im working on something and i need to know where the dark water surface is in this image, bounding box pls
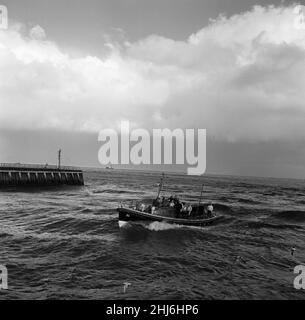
[1,170,305,299]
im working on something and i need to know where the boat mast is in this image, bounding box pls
[198,184,204,206]
[58,149,62,169]
[156,173,165,199]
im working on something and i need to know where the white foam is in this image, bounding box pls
[118,220,130,228]
[145,221,212,231]
[145,221,183,231]
[118,220,210,231]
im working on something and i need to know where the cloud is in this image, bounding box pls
[1,5,305,142]
[29,25,47,41]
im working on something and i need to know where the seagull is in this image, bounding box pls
[291,247,297,256]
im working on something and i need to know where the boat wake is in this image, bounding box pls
[118,220,130,228]
[145,221,184,231]
[118,219,212,232]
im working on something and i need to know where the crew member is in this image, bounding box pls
[207,203,214,217]
[187,204,193,217]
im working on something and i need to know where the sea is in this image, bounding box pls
[0,169,305,300]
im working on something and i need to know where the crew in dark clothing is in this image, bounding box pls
[152,197,161,208]
[175,201,182,217]
[161,196,166,207]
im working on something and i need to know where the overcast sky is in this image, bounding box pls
[1,0,305,178]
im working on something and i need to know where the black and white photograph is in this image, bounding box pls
[1,0,305,305]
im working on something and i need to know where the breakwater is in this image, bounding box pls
[0,163,84,187]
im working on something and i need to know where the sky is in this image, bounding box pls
[1,0,305,178]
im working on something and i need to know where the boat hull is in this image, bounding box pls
[118,207,223,227]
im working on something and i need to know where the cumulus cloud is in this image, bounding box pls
[1,5,305,142]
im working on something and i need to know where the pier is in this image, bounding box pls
[0,151,84,187]
[0,163,84,187]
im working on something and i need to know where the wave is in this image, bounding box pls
[94,189,143,195]
[213,203,233,213]
[145,221,185,231]
[118,220,185,231]
[79,208,117,215]
[242,220,303,230]
[237,198,262,205]
[271,210,305,222]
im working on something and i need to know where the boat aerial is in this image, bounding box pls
[117,174,223,227]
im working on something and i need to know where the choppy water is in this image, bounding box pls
[0,170,305,300]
